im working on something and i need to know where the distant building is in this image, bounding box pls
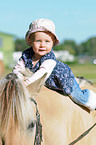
[12,51,22,65]
[0,32,15,66]
[54,50,75,62]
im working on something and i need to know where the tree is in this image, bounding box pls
[78,37,96,56]
[15,39,28,51]
[53,40,77,55]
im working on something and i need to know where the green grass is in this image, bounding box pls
[69,64,96,85]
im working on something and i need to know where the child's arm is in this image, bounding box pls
[13,59,56,86]
[25,59,56,85]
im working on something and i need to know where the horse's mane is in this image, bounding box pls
[0,73,36,136]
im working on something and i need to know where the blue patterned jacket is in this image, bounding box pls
[20,47,74,95]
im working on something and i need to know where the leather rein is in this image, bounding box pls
[69,123,96,145]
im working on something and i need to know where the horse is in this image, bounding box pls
[26,74,96,145]
[1,70,96,145]
[0,73,42,145]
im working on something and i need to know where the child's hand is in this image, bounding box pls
[23,79,30,87]
[14,60,26,74]
[13,59,33,79]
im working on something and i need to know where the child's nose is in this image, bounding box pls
[40,41,45,47]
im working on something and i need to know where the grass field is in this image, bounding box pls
[69,63,96,85]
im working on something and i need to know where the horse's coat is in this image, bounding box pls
[0,71,96,145]
[27,76,96,145]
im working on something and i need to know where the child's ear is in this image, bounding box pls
[29,33,34,45]
[53,36,56,46]
[53,39,56,46]
[28,38,32,45]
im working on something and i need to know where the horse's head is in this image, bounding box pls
[0,73,42,145]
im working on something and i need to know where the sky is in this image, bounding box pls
[0,0,96,44]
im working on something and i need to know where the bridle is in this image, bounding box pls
[69,123,96,145]
[30,98,43,145]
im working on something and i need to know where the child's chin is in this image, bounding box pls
[39,51,47,56]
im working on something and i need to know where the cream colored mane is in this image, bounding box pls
[0,73,36,137]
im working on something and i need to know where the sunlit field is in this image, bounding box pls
[69,64,96,85]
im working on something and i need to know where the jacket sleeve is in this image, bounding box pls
[25,59,56,85]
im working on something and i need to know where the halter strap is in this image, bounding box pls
[30,98,42,145]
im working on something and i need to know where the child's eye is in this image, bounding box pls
[46,40,49,42]
[36,40,40,42]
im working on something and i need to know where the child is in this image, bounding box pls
[13,18,96,111]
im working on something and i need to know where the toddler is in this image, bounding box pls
[13,18,96,111]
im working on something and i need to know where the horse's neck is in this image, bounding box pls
[34,86,96,145]
[35,87,78,120]
[35,86,96,122]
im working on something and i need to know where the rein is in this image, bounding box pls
[30,98,42,145]
[69,123,96,145]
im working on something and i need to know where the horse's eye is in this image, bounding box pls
[28,121,35,129]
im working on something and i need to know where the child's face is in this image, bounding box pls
[29,31,55,59]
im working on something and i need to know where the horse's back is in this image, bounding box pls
[35,86,96,145]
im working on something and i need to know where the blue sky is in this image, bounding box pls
[1,0,96,44]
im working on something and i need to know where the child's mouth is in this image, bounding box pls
[39,48,46,51]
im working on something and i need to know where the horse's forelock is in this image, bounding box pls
[0,74,18,133]
[0,73,36,136]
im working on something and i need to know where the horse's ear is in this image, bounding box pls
[26,73,47,96]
